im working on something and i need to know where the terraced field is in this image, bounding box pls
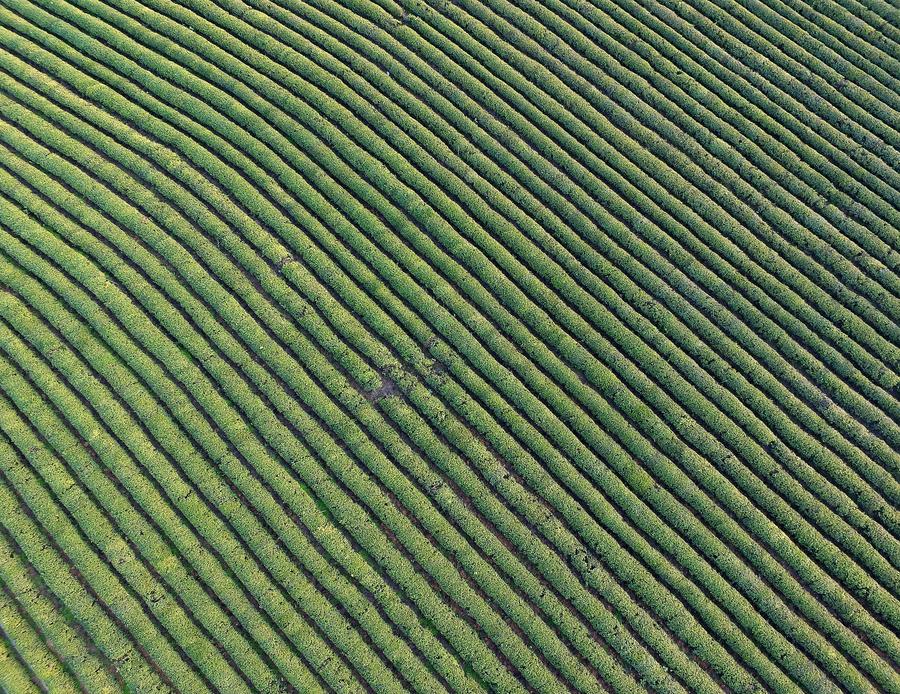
[0,0,897,690]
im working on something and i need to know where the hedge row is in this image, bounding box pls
[0,10,676,692]
[0,522,119,691]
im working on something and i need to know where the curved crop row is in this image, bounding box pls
[0,0,895,690]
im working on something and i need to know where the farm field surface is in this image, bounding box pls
[0,0,897,689]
